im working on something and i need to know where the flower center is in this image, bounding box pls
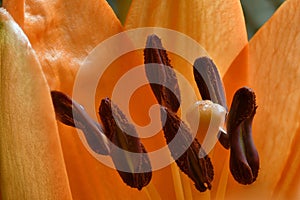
[50,33,259,193]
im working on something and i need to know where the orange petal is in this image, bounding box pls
[223,44,249,103]
[125,0,248,76]
[226,0,300,199]
[273,126,300,199]
[21,0,122,93]
[13,0,153,199]
[2,0,24,27]
[0,8,72,199]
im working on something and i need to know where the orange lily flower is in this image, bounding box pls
[1,0,299,199]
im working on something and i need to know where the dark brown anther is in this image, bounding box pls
[99,98,152,190]
[161,107,214,192]
[144,34,181,113]
[193,57,227,109]
[51,91,109,155]
[227,87,259,184]
[193,57,229,149]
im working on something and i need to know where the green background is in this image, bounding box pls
[107,0,285,39]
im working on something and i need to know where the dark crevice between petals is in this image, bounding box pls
[99,98,152,190]
[227,87,259,184]
[193,57,229,149]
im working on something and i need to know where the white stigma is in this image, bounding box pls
[185,100,227,157]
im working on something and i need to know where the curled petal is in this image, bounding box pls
[0,9,72,199]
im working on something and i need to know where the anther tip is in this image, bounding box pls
[146,34,163,49]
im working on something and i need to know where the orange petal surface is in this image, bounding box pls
[125,0,248,76]
[3,0,155,199]
[0,8,72,199]
[226,0,300,199]
[4,0,123,93]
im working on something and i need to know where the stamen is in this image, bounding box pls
[193,57,229,149]
[144,34,215,192]
[219,127,227,134]
[99,98,152,190]
[144,34,181,113]
[161,107,214,192]
[51,91,152,190]
[193,57,227,109]
[51,30,261,192]
[51,91,109,155]
[227,87,259,184]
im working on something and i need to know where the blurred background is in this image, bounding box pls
[106,0,285,39]
[0,0,285,39]
[240,0,285,39]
